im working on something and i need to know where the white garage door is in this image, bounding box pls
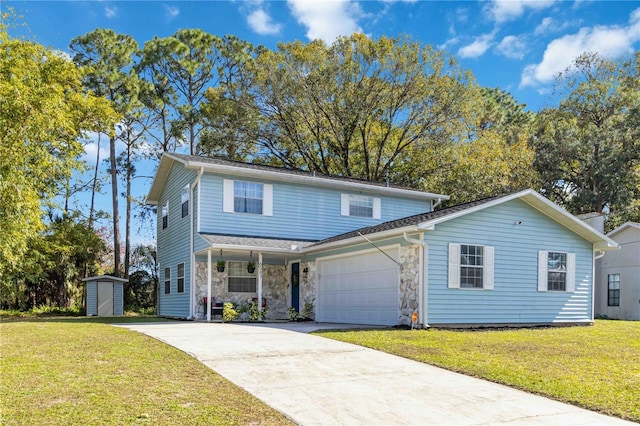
[317,248,399,325]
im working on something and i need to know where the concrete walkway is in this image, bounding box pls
[118,322,633,425]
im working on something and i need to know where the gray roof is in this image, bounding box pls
[311,195,506,247]
[169,153,438,194]
[198,233,316,252]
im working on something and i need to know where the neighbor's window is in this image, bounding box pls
[234,181,263,214]
[177,263,185,293]
[547,252,567,291]
[228,261,256,293]
[161,201,169,229]
[164,267,171,294]
[460,244,484,288]
[181,185,189,218]
[608,274,620,306]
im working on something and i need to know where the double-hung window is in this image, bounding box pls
[177,263,185,293]
[164,267,171,294]
[538,251,575,292]
[340,194,381,219]
[228,261,256,293]
[223,179,273,216]
[448,243,494,290]
[181,185,189,218]
[608,274,620,306]
[161,201,169,229]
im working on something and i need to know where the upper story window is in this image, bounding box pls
[181,185,189,218]
[161,201,169,229]
[538,251,575,292]
[223,179,273,216]
[341,194,381,219]
[608,274,620,306]
[448,243,494,290]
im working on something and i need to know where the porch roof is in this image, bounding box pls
[197,233,316,254]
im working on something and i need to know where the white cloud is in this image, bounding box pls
[521,7,640,87]
[485,0,556,24]
[247,8,282,35]
[534,16,580,36]
[457,33,495,59]
[164,5,180,20]
[534,17,554,35]
[438,36,460,52]
[104,6,117,19]
[495,35,527,59]
[287,0,363,43]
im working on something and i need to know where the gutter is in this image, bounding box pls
[403,232,429,328]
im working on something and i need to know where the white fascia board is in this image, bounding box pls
[302,225,421,254]
[147,153,185,205]
[182,159,448,202]
[207,242,301,254]
[607,222,640,238]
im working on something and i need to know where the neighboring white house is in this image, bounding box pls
[595,222,640,320]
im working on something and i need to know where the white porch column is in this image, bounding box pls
[207,249,212,322]
[257,252,263,312]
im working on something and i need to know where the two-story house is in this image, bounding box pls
[147,153,618,327]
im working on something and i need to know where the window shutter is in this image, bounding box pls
[566,253,576,292]
[223,179,234,213]
[448,243,460,289]
[340,194,349,216]
[538,251,548,291]
[484,246,494,290]
[263,184,273,216]
[373,197,381,219]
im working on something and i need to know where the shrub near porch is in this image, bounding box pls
[317,320,640,422]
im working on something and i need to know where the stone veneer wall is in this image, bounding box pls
[398,244,420,326]
[194,262,289,320]
[299,261,316,320]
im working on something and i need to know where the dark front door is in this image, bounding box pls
[291,262,300,312]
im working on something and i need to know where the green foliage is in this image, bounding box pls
[0,21,115,274]
[287,307,299,321]
[532,52,640,228]
[222,302,238,322]
[288,302,314,322]
[124,244,158,312]
[247,301,268,322]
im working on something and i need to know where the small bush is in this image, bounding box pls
[222,302,238,322]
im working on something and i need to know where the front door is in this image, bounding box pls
[291,262,300,312]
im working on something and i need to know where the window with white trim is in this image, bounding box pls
[538,251,575,292]
[227,261,256,293]
[164,267,171,294]
[608,274,620,306]
[177,263,185,293]
[340,194,381,219]
[181,185,189,218]
[223,179,273,216]
[448,243,494,290]
[161,201,169,229]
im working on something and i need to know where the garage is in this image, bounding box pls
[317,248,399,325]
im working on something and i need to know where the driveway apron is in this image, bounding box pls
[119,322,633,426]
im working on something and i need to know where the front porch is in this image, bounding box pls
[193,234,316,321]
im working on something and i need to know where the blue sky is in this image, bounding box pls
[5,0,640,245]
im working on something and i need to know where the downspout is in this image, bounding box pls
[592,249,606,321]
[189,167,204,319]
[403,232,428,328]
[431,198,443,210]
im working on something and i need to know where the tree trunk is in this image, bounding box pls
[110,134,121,277]
[89,133,101,230]
[124,132,132,278]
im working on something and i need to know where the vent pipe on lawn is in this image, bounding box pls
[403,232,428,329]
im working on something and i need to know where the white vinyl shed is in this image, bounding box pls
[83,275,127,316]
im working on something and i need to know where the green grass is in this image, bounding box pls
[316,320,640,422]
[0,317,292,426]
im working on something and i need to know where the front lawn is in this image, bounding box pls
[0,317,291,425]
[316,320,640,422]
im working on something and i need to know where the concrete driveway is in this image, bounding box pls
[119,321,633,425]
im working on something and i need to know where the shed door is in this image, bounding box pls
[97,281,114,316]
[317,248,399,325]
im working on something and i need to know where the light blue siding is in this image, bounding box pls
[114,282,124,316]
[157,163,197,318]
[425,199,594,325]
[198,174,432,241]
[86,281,97,316]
